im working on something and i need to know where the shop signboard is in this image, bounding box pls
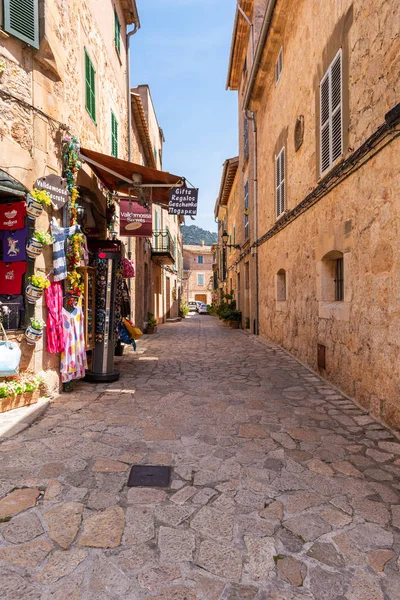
[168,187,198,216]
[34,174,69,210]
[119,200,152,237]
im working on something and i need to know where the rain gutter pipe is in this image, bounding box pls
[126,6,140,259]
[246,109,259,336]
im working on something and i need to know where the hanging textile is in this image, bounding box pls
[50,218,81,282]
[45,282,65,354]
[60,303,87,383]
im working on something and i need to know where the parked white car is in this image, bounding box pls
[198,303,209,314]
[187,301,197,312]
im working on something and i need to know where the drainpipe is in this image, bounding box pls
[126,15,140,260]
[246,110,259,335]
[237,3,258,334]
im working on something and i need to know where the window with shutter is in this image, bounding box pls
[244,181,249,240]
[4,0,39,48]
[111,111,118,157]
[85,49,96,123]
[320,49,342,176]
[114,7,121,55]
[275,47,283,84]
[244,117,249,159]
[275,147,285,218]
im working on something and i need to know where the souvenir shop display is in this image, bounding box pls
[0,320,21,376]
[50,217,82,282]
[84,240,122,383]
[25,317,45,345]
[122,257,135,278]
[0,227,28,262]
[77,266,95,350]
[45,281,65,354]
[0,261,27,295]
[60,301,87,383]
[26,230,54,260]
[0,295,24,330]
[0,200,26,230]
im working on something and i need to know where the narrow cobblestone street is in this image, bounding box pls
[1,315,400,599]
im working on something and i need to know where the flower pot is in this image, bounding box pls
[25,284,44,304]
[25,325,43,345]
[146,326,157,334]
[26,195,44,220]
[230,321,240,329]
[26,238,43,260]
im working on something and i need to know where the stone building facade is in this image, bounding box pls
[0,0,139,393]
[131,85,183,325]
[183,244,213,305]
[222,0,400,428]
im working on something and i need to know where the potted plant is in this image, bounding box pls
[26,188,52,220]
[25,317,46,345]
[146,312,157,334]
[26,230,54,260]
[0,373,42,413]
[228,310,242,329]
[25,274,50,304]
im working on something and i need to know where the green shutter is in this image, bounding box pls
[111,111,118,158]
[114,7,121,54]
[4,0,39,48]
[85,49,96,123]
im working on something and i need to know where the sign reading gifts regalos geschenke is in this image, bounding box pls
[168,187,198,216]
[119,200,152,237]
[33,174,69,210]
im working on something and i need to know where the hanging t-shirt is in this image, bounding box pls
[0,294,24,329]
[0,227,28,262]
[0,262,27,295]
[0,202,26,230]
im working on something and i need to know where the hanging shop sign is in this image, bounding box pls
[168,187,198,216]
[34,175,69,210]
[119,200,152,237]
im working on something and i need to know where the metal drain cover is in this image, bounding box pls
[128,465,171,487]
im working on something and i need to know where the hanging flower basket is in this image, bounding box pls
[25,284,43,304]
[26,194,44,220]
[26,189,52,221]
[25,324,44,345]
[26,238,43,260]
[26,230,54,261]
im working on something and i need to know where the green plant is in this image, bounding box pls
[147,312,157,327]
[0,373,42,398]
[30,317,45,331]
[31,188,52,207]
[245,317,250,329]
[179,302,189,318]
[32,230,54,245]
[226,309,242,322]
[29,274,50,289]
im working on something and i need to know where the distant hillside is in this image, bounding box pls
[182,225,217,246]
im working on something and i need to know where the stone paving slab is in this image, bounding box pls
[0,315,400,599]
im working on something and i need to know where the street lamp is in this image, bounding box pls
[221,230,241,250]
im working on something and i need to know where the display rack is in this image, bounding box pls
[77,266,96,350]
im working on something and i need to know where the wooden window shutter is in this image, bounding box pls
[111,112,118,157]
[85,50,96,123]
[114,7,121,54]
[276,147,285,217]
[4,0,39,48]
[320,49,342,176]
[275,47,283,84]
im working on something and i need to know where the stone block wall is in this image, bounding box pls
[0,0,132,392]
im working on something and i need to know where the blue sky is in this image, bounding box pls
[130,0,238,232]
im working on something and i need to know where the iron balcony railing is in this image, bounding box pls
[152,230,175,261]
